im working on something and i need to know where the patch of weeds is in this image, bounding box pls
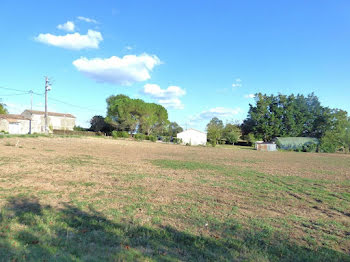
[81,182,96,187]
[152,159,224,171]
[4,142,15,147]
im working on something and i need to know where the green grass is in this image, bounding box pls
[151,159,224,171]
[0,146,349,261]
[0,195,348,262]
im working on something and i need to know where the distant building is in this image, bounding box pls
[255,141,277,151]
[0,114,31,134]
[21,110,76,133]
[177,128,207,146]
[0,110,76,134]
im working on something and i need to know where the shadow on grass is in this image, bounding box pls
[0,196,349,261]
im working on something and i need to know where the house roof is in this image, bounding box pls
[23,110,75,118]
[178,128,207,135]
[0,114,30,121]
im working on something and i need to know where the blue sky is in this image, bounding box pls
[0,0,349,130]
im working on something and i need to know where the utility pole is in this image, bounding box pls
[29,90,33,134]
[44,77,51,134]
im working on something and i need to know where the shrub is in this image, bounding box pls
[134,133,146,141]
[162,136,171,143]
[173,138,182,144]
[245,133,256,146]
[148,135,156,142]
[112,131,129,138]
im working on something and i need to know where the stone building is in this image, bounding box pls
[0,110,76,134]
[21,110,76,133]
[0,114,31,134]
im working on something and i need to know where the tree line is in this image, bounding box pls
[89,94,183,138]
[205,93,350,153]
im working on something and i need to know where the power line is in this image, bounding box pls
[1,85,101,113]
[0,86,30,93]
[0,93,29,96]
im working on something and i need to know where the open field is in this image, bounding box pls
[0,136,349,261]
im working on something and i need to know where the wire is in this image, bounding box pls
[0,86,30,93]
[1,86,102,113]
[0,93,29,96]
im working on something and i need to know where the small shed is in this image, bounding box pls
[177,128,207,146]
[0,114,30,134]
[255,142,277,151]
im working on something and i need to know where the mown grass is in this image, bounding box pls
[0,140,349,261]
[0,196,348,262]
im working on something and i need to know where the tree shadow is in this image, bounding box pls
[0,196,349,261]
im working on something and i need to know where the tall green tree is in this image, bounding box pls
[166,122,183,137]
[90,115,114,133]
[242,92,336,141]
[106,94,169,135]
[0,103,8,114]
[223,123,241,144]
[320,110,350,153]
[206,117,224,145]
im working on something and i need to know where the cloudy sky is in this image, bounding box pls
[1,0,349,130]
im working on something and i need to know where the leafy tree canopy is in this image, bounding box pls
[105,95,169,135]
[0,103,8,114]
[206,117,224,145]
[242,93,336,141]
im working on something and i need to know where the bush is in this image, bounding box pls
[172,138,182,144]
[134,133,146,141]
[245,133,256,146]
[148,135,156,142]
[112,131,129,138]
[162,136,171,143]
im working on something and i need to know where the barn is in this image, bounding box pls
[21,110,76,133]
[177,129,207,146]
[0,114,31,134]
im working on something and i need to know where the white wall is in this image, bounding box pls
[177,129,207,146]
[0,119,30,134]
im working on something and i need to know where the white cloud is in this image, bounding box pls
[189,107,242,123]
[73,54,161,85]
[232,78,242,88]
[142,84,186,109]
[125,46,133,50]
[199,107,241,119]
[244,94,255,99]
[232,83,242,88]
[57,21,75,32]
[77,16,98,24]
[35,30,103,50]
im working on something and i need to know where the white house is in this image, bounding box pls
[177,129,207,146]
[0,110,76,134]
[0,114,31,134]
[21,110,76,133]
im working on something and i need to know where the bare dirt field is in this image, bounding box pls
[0,136,349,261]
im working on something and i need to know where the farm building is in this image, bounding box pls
[255,141,277,151]
[0,110,76,134]
[0,114,31,134]
[274,137,319,151]
[21,110,76,133]
[177,128,207,146]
